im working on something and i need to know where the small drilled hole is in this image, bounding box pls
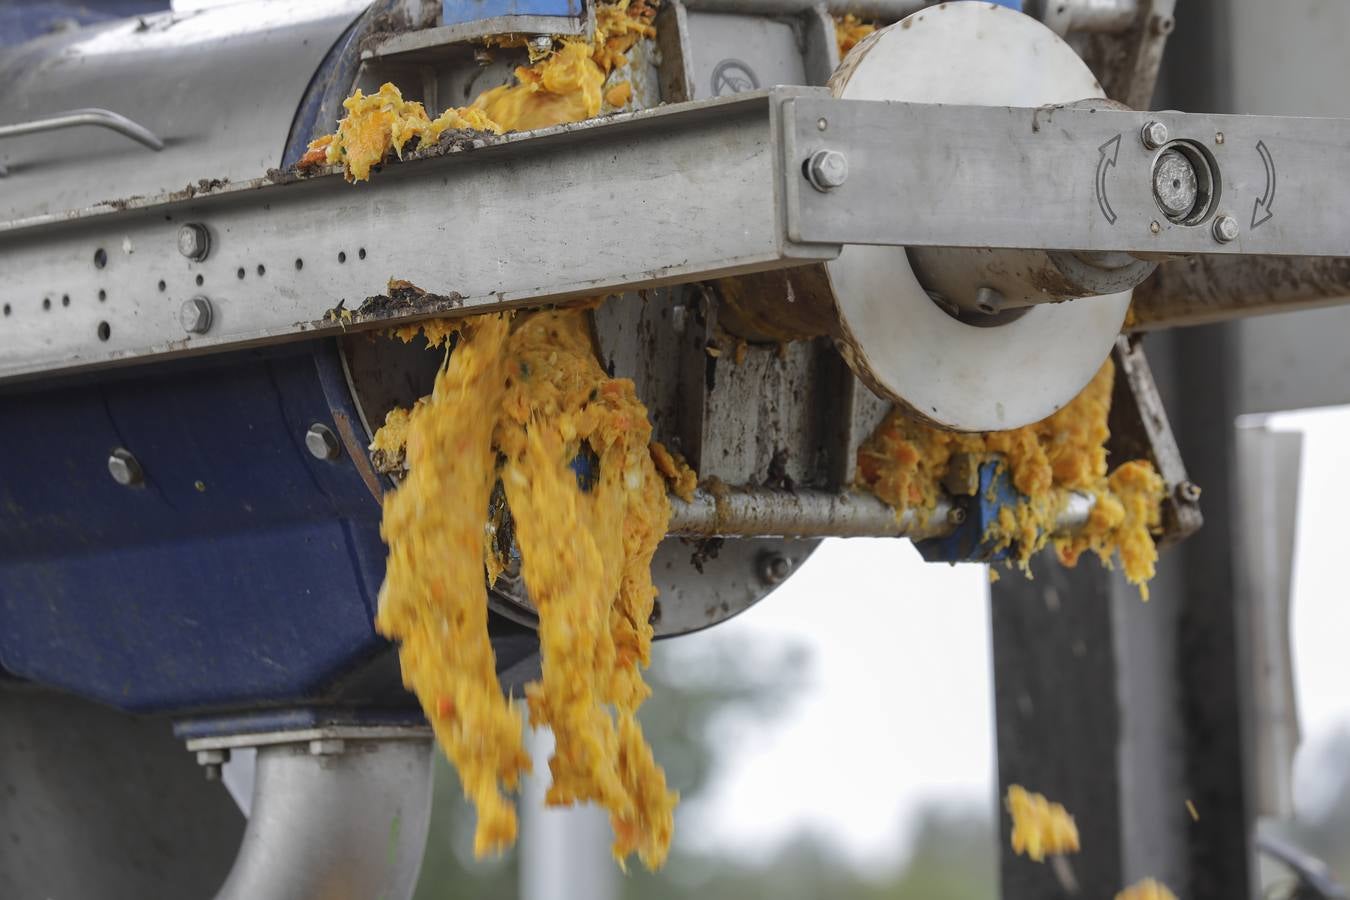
[195,274,204,286]
[42,298,51,311]
[98,321,111,341]
[257,264,266,276]
[61,294,70,307]
[157,280,166,292]
[236,268,245,279]
[294,258,303,270]
[93,248,107,269]
[358,248,366,260]
[3,303,10,316]
[98,289,107,302]
[338,251,346,263]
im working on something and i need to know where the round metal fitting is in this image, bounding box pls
[305,423,341,461]
[1140,120,1169,150]
[1212,214,1239,243]
[177,223,210,260]
[1175,480,1202,503]
[757,552,793,586]
[107,448,144,487]
[946,506,968,526]
[1150,140,1219,225]
[180,296,213,334]
[1152,149,1199,219]
[805,149,849,192]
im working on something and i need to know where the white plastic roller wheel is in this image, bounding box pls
[825,1,1132,431]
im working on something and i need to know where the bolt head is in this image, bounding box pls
[180,296,213,334]
[973,286,1006,316]
[107,448,144,487]
[177,223,209,260]
[1140,120,1169,150]
[947,506,968,526]
[806,149,849,192]
[1212,214,1240,243]
[758,553,793,586]
[1175,480,1202,503]
[305,423,341,461]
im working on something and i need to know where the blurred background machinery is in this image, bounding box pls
[2,0,1349,897]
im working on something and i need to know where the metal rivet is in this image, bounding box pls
[1140,120,1169,150]
[947,506,968,526]
[180,296,213,334]
[1149,220,1162,234]
[1212,214,1239,243]
[757,553,793,586]
[306,423,341,461]
[1175,480,1202,503]
[177,223,210,261]
[1214,132,1225,145]
[816,117,828,132]
[805,149,848,192]
[108,448,144,487]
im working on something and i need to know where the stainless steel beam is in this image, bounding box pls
[5,89,1350,381]
[0,89,838,383]
[783,96,1350,257]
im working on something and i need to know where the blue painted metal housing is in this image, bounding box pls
[916,460,1022,564]
[0,344,393,712]
[442,0,583,26]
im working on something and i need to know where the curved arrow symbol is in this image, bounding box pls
[1252,140,1276,229]
[1096,134,1122,225]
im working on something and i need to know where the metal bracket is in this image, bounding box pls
[782,96,1350,257]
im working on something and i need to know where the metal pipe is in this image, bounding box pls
[668,487,1095,539]
[1128,254,1350,331]
[0,108,164,152]
[204,728,434,900]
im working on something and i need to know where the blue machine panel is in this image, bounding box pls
[0,344,391,712]
[442,0,583,26]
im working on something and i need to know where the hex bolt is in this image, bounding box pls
[1212,214,1240,243]
[805,149,849,192]
[758,553,793,586]
[107,448,144,487]
[974,286,1006,316]
[177,223,210,261]
[1140,120,1169,150]
[180,296,213,334]
[1175,480,1202,503]
[305,423,341,461]
[195,748,230,781]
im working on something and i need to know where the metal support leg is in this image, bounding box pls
[198,727,435,900]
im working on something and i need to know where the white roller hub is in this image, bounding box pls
[825,2,1132,431]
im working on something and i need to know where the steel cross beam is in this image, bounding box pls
[782,96,1349,256]
[2,87,1348,381]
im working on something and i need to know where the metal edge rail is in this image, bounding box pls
[5,89,1350,381]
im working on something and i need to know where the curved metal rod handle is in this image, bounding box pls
[0,108,164,176]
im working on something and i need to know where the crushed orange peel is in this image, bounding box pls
[1006,784,1081,862]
